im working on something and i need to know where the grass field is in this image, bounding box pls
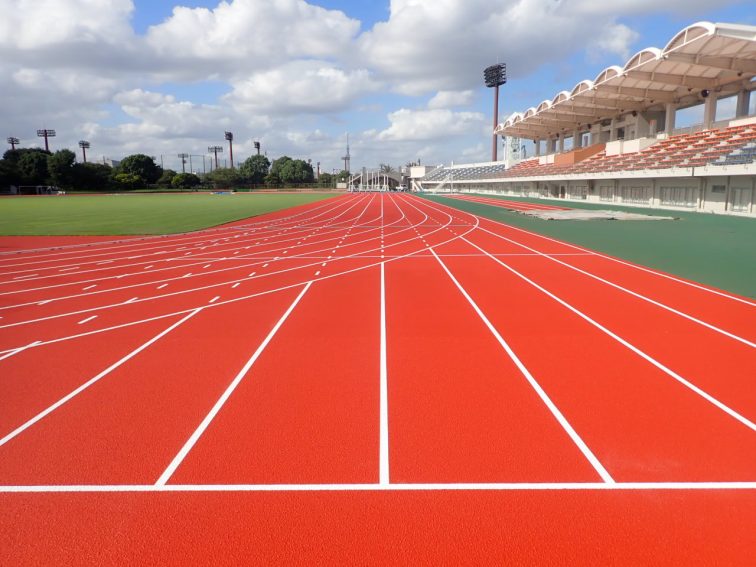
[0,193,337,236]
[424,193,756,299]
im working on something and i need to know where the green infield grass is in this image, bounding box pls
[0,193,337,236]
[423,193,756,298]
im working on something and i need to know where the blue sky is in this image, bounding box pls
[1,0,753,172]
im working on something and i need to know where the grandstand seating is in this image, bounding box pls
[422,123,756,184]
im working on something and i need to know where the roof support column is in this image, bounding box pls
[609,119,618,142]
[664,103,677,133]
[736,89,751,118]
[534,139,541,157]
[557,135,565,153]
[703,94,718,129]
[573,129,583,148]
[549,138,557,153]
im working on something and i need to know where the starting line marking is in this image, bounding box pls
[0,482,754,494]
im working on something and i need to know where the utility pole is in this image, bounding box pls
[484,63,506,162]
[78,140,90,163]
[177,153,189,173]
[208,146,223,170]
[225,131,234,168]
[37,129,56,152]
[7,137,19,150]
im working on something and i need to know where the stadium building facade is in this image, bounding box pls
[417,22,756,217]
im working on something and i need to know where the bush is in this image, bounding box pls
[114,172,144,190]
[171,172,201,189]
[157,169,177,187]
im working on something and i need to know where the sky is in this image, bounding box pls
[1,0,753,174]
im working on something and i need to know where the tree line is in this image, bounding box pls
[0,148,350,191]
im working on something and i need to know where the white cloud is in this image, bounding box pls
[224,61,379,114]
[589,23,640,61]
[378,108,484,141]
[145,0,360,79]
[428,90,475,109]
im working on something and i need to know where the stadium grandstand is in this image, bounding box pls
[417,22,756,216]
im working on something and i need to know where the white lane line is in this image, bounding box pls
[77,315,98,325]
[13,274,39,279]
[430,248,614,483]
[83,285,97,291]
[315,271,321,276]
[463,237,756,434]
[182,273,192,278]
[203,264,211,269]
[477,227,756,349]
[125,297,138,303]
[37,300,51,306]
[157,284,168,290]
[2,481,755,493]
[0,341,41,363]
[155,282,313,486]
[58,266,80,272]
[232,283,240,289]
[209,296,220,304]
[248,272,256,277]
[263,264,269,268]
[0,310,202,449]
[379,262,389,486]
[144,265,153,270]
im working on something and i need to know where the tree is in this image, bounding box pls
[317,172,334,186]
[269,156,314,185]
[171,172,201,189]
[379,163,395,174]
[0,159,19,189]
[73,162,113,191]
[239,154,271,184]
[335,169,350,182]
[118,154,162,184]
[204,167,243,189]
[114,172,143,190]
[47,149,77,189]
[157,169,177,187]
[17,151,50,185]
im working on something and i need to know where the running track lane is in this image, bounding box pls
[0,289,303,485]
[168,267,381,485]
[431,234,756,481]
[0,490,754,564]
[385,255,602,483]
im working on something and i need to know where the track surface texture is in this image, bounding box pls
[1,193,754,565]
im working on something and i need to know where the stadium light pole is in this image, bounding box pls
[177,153,189,173]
[7,136,19,150]
[253,140,261,155]
[37,129,56,152]
[208,146,223,170]
[78,140,90,163]
[484,63,506,162]
[224,131,234,168]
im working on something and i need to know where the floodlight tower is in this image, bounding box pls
[341,133,351,174]
[37,129,56,152]
[484,63,506,162]
[177,153,189,173]
[224,131,234,168]
[78,140,90,163]
[208,146,223,170]
[253,140,261,155]
[7,136,19,150]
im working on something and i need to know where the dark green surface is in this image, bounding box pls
[0,193,336,236]
[423,193,756,299]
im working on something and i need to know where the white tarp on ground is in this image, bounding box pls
[519,209,677,221]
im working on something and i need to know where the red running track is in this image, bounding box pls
[1,192,754,564]
[444,193,570,211]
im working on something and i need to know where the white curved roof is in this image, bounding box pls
[498,22,756,140]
